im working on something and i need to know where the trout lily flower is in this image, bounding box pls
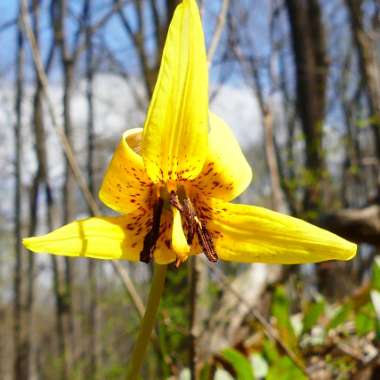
[23,0,356,267]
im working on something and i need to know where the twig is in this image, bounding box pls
[207,0,230,66]
[74,0,131,60]
[113,263,145,318]
[19,0,145,320]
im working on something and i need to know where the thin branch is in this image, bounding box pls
[113,263,145,318]
[73,0,131,61]
[207,0,230,66]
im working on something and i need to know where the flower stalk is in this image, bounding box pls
[126,264,167,380]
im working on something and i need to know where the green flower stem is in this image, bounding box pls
[126,263,167,380]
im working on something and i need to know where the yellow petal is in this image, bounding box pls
[208,199,357,264]
[154,245,176,265]
[23,210,177,264]
[99,129,154,214]
[23,215,144,261]
[190,113,252,201]
[171,207,190,261]
[142,0,208,183]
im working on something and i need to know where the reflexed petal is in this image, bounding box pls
[23,215,147,261]
[208,199,357,264]
[99,129,154,214]
[142,0,208,183]
[191,113,252,201]
[23,211,178,264]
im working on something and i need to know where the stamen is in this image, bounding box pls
[168,189,218,264]
[180,195,218,263]
[182,198,196,244]
[169,190,183,211]
[140,197,163,263]
[194,216,218,263]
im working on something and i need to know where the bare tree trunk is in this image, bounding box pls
[24,2,41,376]
[24,1,57,377]
[345,0,380,160]
[25,3,66,372]
[285,0,329,215]
[84,1,99,378]
[52,0,76,370]
[47,1,72,377]
[13,3,27,379]
[339,52,367,207]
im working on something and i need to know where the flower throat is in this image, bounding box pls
[140,186,218,266]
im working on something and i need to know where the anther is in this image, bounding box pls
[168,189,218,264]
[181,196,218,263]
[194,216,218,263]
[182,198,196,245]
[140,197,163,263]
[169,190,183,211]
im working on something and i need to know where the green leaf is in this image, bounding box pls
[271,286,298,352]
[356,115,380,129]
[326,303,352,331]
[302,299,325,334]
[263,340,279,364]
[199,362,214,380]
[372,258,380,291]
[355,302,376,336]
[220,348,255,380]
[266,356,307,380]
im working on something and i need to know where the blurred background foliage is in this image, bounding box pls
[0,0,379,379]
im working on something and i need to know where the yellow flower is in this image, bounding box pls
[23,0,356,266]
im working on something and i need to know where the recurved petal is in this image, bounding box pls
[142,0,208,183]
[99,129,154,214]
[23,210,178,264]
[191,113,252,201]
[208,199,357,264]
[22,214,147,261]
